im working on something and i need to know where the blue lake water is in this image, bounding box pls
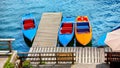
[0,0,120,52]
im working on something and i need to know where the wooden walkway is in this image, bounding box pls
[32,13,62,47]
[29,47,112,64]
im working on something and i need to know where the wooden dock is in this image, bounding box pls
[29,47,112,64]
[32,13,62,47]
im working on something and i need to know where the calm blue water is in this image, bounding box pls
[0,0,120,52]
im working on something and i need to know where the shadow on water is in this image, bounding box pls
[12,32,30,52]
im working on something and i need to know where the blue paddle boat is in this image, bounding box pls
[58,17,75,47]
[22,13,37,47]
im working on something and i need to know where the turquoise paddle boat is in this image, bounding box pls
[22,13,37,47]
[58,17,75,47]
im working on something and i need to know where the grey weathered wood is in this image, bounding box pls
[31,13,62,47]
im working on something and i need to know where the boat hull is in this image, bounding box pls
[22,14,37,47]
[58,17,75,47]
[23,34,34,47]
[75,16,92,46]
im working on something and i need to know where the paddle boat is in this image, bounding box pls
[75,16,92,46]
[22,13,37,47]
[58,17,75,47]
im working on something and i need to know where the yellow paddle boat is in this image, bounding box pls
[75,16,92,46]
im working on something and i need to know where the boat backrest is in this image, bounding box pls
[77,22,89,29]
[62,23,73,27]
[60,27,72,34]
[77,22,89,26]
[23,19,35,30]
[77,29,90,33]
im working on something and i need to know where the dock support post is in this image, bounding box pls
[74,38,76,47]
[58,43,60,47]
[8,41,12,52]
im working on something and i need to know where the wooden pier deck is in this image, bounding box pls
[32,13,62,47]
[29,47,112,64]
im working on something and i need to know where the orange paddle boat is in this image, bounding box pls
[75,16,92,46]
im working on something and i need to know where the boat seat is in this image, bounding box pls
[77,29,90,33]
[77,16,88,22]
[83,17,88,22]
[77,17,82,22]
[77,26,89,29]
[23,19,35,30]
[60,27,72,34]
